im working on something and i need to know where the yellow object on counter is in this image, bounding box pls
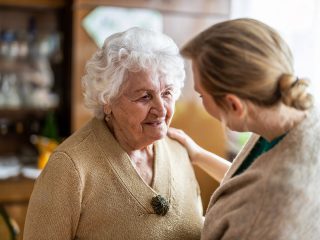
[38,151,52,169]
[31,135,59,169]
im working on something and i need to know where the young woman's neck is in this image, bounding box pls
[247,103,307,142]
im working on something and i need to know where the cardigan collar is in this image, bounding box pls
[222,133,259,184]
[91,118,172,214]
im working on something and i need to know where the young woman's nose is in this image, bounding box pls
[150,96,166,117]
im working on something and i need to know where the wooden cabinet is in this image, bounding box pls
[0,0,71,238]
[0,0,72,145]
[0,0,65,8]
[0,177,35,240]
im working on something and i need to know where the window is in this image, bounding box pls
[231,0,320,100]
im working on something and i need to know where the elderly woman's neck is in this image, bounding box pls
[106,119,154,156]
[106,119,155,185]
[247,103,307,142]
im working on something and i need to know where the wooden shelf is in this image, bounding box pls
[73,0,230,17]
[0,177,35,204]
[0,0,66,9]
[0,58,37,73]
[0,108,56,120]
[0,107,55,113]
[0,176,35,240]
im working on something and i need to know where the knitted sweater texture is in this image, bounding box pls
[24,118,203,240]
[202,107,320,240]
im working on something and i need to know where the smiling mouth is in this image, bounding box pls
[144,121,164,127]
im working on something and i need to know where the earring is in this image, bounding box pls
[105,113,111,122]
[104,105,112,122]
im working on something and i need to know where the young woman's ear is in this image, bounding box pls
[224,94,246,117]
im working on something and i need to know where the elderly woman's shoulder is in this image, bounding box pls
[164,135,187,148]
[161,136,190,159]
[55,119,95,154]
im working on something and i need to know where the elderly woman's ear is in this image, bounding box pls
[104,105,112,119]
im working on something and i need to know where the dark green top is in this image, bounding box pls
[232,134,285,177]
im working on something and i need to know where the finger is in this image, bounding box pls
[167,128,179,138]
[169,127,185,135]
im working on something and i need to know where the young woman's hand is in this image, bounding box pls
[167,127,202,163]
[168,127,231,183]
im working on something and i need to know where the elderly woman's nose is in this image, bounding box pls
[150,96,166,116]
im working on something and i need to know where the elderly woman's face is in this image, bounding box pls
[109,71,175,148]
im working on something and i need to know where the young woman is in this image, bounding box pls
[169,18,320,239]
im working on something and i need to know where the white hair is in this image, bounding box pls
[82,27,185,119]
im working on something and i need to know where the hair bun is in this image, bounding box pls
[279,74,313,110]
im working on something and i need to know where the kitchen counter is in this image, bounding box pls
[0,176,34,204]
[0,176,35,240]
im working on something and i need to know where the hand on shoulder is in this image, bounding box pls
[167,127,202,163]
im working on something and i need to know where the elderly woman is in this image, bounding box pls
[24,27,203,240]
[169,18,320,239]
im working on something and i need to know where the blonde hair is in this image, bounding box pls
[181,18,313,110]
[82,27,185,119]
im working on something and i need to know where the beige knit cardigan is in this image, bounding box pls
[202,107,320,240]
[24,118,203,240]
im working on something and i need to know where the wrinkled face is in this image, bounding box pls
[109,70,176,149]
[192,62,224,121]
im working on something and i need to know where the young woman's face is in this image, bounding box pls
[192,62,224,121]
[108,70,176,149]
[192,61,250,132]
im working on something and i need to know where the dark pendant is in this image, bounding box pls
[151,195,170,216]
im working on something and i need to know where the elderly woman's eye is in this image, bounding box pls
[140,94,151,101]
[162,90,173,97]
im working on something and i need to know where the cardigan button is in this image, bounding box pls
[151,195,170,216]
